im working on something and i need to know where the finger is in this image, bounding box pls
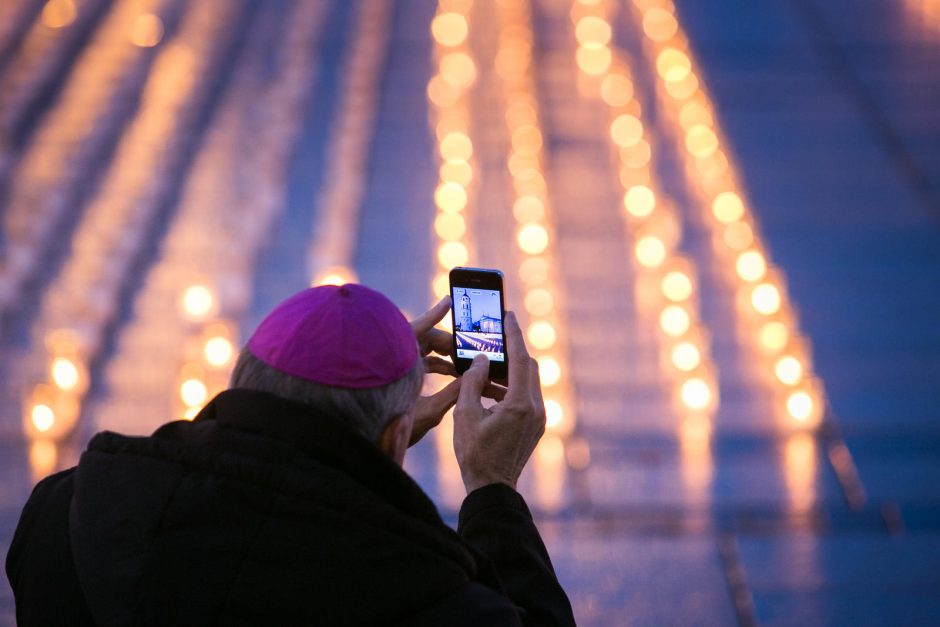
[503,311,531,402]
[422,377,461,418]
[455,354,488,415]
[482,381,507,402]
[425,355,458,377]
[410,296,451,338]
[528,356,545,415]
[424,327,453,357]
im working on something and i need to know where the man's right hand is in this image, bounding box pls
[453,311,546,494]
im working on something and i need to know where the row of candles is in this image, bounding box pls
[427,0,479,507]
[173,0,334,422]
[430,1,576,433]
[630,0,825,429]
[0,0,169,319]
[493,0,580,507]
[428,0,580,507]
[493,0,574,440]
[22,0,246,454]
[306,0,393,288]
[570,0,719,435]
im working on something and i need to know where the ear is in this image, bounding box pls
[377,412,414,466]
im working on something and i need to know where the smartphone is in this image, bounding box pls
[449,267,508,379]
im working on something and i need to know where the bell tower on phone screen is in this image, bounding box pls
[459,291,472,332]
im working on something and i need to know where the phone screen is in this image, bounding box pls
[449,268,507,377]
[452,286,505,362]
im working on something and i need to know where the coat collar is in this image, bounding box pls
[190,388,445,528]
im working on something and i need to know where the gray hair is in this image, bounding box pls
[229,348,424,443]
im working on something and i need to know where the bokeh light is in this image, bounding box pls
[528,321,557,350]
[437,241,469,268]
[751,283,782,315]
[181,285,214,320]
[537,356,561,386]
[518,223,550,255]
[635,236,667,268]
[431,12,469,46]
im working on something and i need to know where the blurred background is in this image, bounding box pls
[1,0,939,624]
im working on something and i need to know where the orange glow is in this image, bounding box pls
[512,125,544,152]
[671,342,701,371]
[623,185,656,217]
[642,7,678,41]
[576,45,612,75]
[722,220,754,251]
[775,355,803,386]
[784,433,816,511]
[537,356,561,386]
[524,288,554,316]
[786,390,814,422]
[131,14,164,48]
[575,16,612,47]
[735,250,767,282]
[440,161,473,185]
[495,42,531,80]
[508,152,540,179]
[440,52,477,88]
[181,285,214,320]
[431,12,469,47]
[659,305,691,337]
[434,181,468,213]
[758,321,790,353]
[439,132,473,161]
[513,195,545,223]
[600,73,634,107]
[712,191,745,223]
[528,321,557,350]
[29,440,58,481]
[51,357,81,392]
[427,76,459,107]
[610,114,644,148]
[506,101,538,127]
[566,437,591,469]
[544,399,564,429]
[656,48,691,82]
[42,0,76,29]
[664,72,699,100]
[434,212,466,240]
[751,283,782,315]
[433,272,450,300]
[661,270,693,301]
[678,100,714,131]
[31,404,56,433]
[635,236,667,268]
[685,124,719,158]
[519,256,550,285]
[437,241,469,268]
[695,150,729,179]
[315,266,357,286]
[533,434,567,511]
[620,139,652,168]
[180,378,208,408]
[204,336,234,368]
[680,377,712,411]
[517,223,550,255]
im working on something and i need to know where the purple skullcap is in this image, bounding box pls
[246,284,419,389]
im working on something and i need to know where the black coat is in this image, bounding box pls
[6,389,575,626]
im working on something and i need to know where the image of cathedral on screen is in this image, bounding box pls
[453,288,502,334]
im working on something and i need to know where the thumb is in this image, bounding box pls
[455,354,488,413]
